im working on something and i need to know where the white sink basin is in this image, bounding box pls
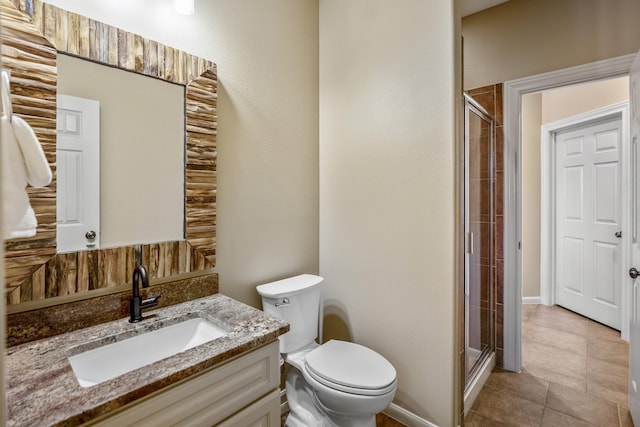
[68,317,228,387]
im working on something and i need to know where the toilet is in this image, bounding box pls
[257,274,397,427]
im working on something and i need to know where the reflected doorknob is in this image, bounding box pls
[615,231,622,238]
[630,268,640,279]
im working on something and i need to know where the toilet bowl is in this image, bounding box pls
[257,274,397,427]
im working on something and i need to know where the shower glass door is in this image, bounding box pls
[464,94,494,386]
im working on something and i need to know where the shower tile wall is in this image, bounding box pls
[467,84,504,367]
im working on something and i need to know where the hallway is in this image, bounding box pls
[468,304,632,426]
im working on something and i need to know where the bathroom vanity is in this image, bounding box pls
[5,294,288,426]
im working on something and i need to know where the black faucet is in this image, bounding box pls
[129,264,160,323]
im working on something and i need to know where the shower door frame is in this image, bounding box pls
[463,94,495,388]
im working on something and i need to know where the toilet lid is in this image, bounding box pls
[304,340,396,391]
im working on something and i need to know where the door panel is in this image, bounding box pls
[564,135,584,156]
[595,128,620,151]
[593,241,617,304]
[562,237,584,294]
[555,116,622,329]
[564,166,584,220]
[594,162,618,223]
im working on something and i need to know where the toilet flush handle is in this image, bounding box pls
[275,298,290,307]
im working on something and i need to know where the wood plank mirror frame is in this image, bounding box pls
[2,0,217,307]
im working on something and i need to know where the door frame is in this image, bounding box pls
[503,53,636,372]
[540,102,630,339]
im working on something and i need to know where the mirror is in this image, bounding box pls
[2,0,217,306]
[56,53,185,252]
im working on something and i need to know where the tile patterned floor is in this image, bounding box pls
[468,304,634,426]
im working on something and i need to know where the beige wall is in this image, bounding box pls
[44,0,320,307]
[521,93,542,298]
[542,77,629,124]
[319,1,459,425]
[462,0,640,89]
[57,54,184,248]
[521,77,629,298]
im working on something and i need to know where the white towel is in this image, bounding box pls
[2,114,52,239]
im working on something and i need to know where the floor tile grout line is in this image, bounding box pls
[543,382,608,427]
[617,403,623,427]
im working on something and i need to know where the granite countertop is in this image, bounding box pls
[6,294,289,427]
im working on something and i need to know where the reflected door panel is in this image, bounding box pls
[57,95,100,253]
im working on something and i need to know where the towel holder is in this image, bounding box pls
[1,69,13,122]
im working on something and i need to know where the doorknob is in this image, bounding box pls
[85,230,96,240]
[615,231,622,238]
[630,268,640,279]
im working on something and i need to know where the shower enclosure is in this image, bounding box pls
[463,94,495,390]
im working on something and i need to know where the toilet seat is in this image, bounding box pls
[304,340,397,397]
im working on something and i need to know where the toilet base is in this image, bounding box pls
[285,413,375,427]
[284,365,376,427]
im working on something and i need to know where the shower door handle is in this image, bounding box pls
[466,232,474,255]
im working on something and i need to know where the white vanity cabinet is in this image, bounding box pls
[86,341,280,427]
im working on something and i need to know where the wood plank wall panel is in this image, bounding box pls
[6,240,213,304]
[30,1,215,85]
[2,0,217,305]
[39,241,213,300]
[1,0,57,300]
[186,71,217,261]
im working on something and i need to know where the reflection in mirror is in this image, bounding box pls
[56,54,185,252]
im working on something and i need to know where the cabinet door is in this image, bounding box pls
[216,389,280,427]
[88,341,279,427]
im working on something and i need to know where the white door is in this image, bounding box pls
[628,49,640,423]
[555,115,623,330]
[56,94,100,253]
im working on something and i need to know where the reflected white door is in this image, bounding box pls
[555,115,622,330]
[56,94,100,252]
[628,49,640,424]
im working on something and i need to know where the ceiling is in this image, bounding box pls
[461,0,510,17]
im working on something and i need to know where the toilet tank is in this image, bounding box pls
[256,274,324,354]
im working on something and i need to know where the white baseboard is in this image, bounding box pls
[384,403,439,427]
[522,296,541,304]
